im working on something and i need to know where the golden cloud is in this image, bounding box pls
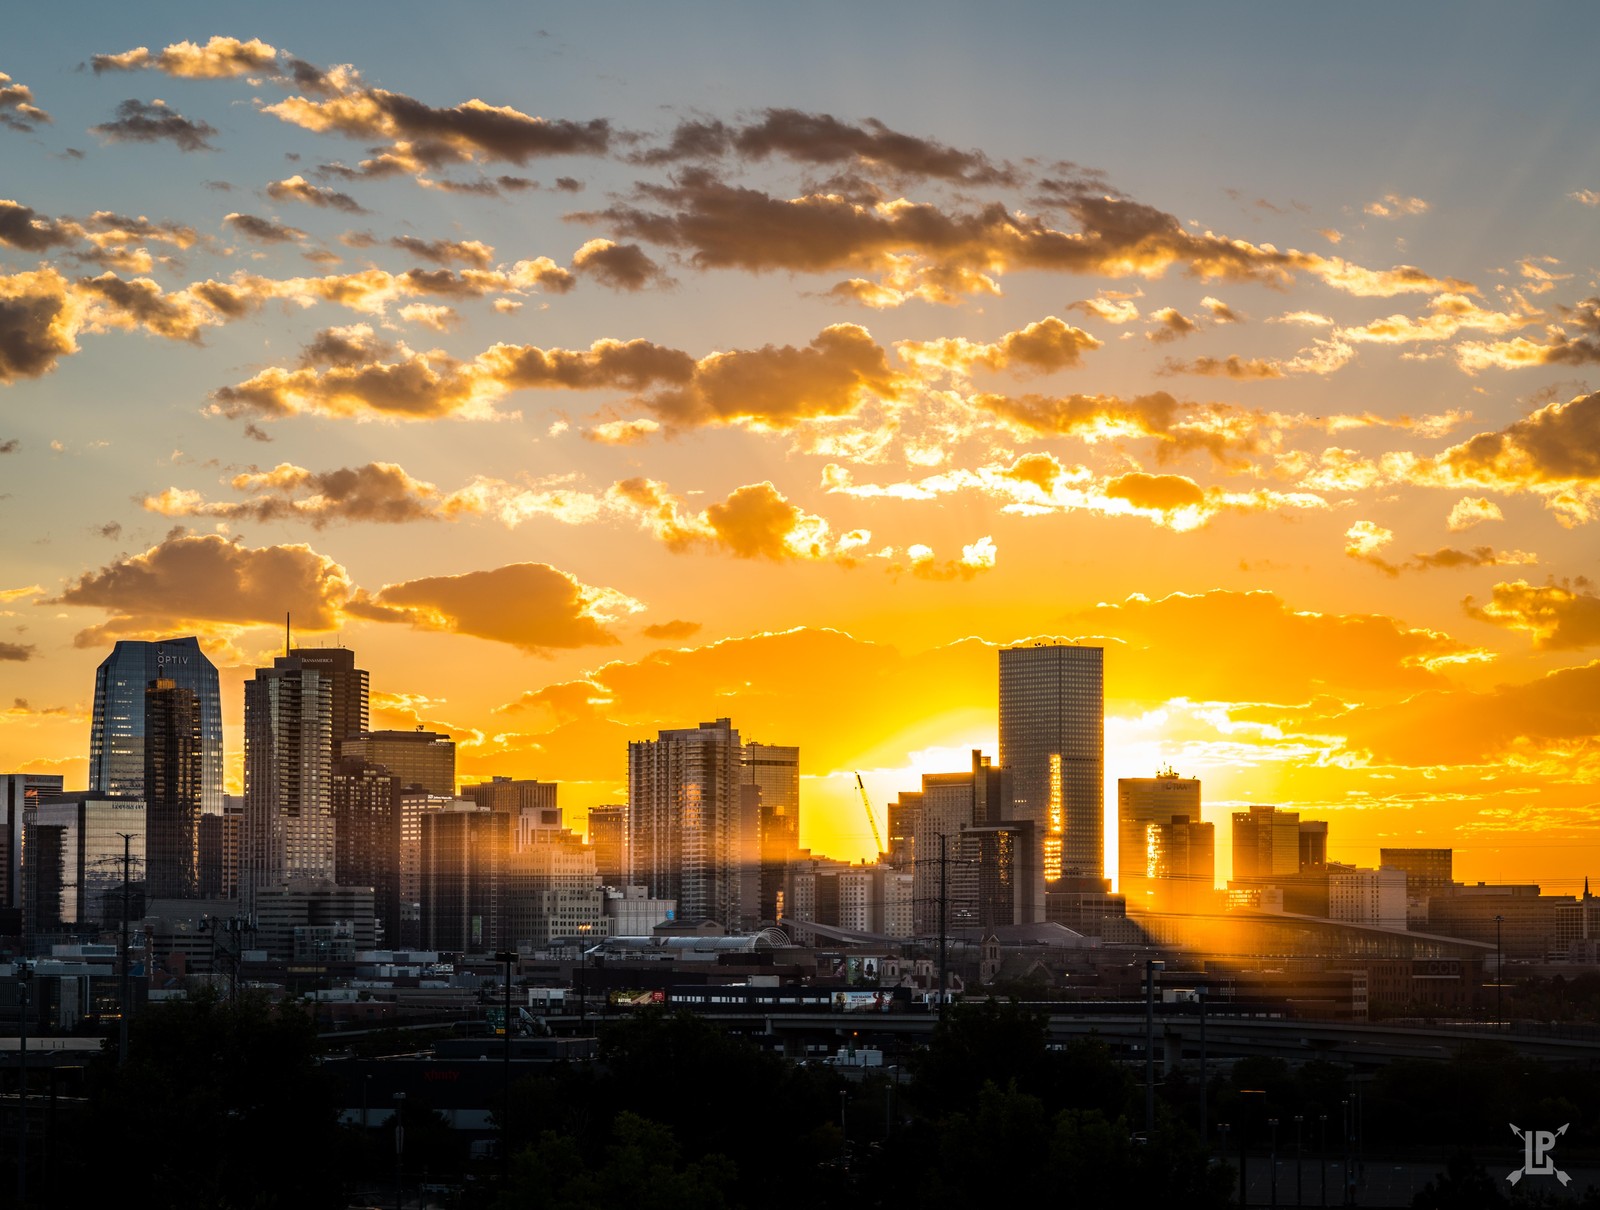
[347,562,642,653]
[48,533,353,646]
[895,316,1101,377]
[92,37,280,78]
[1465,579,1600,650]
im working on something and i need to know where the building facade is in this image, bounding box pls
[144,678,204,899]
[1117,772,1207,910]
[89,637,222,817]
[999,643,1104,899]
[242,654,334,914]
[627,718,746,928]
[26,794,145,932]
[586,804,627,885]
[343,729,455,797]
[1,773,63,916]
[289,647,369,762]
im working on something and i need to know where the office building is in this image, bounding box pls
[909,751,1023,933]
[26,794,145,932]
[89,637,222,817]
[289,647,368,761]
[1329,866,1407,930]
[627,717,746,928]
[420,805,513,952]
[999,643,1104,899]
[1,773,63,915]
[1380,848,1453,896]
[1231,805,1304,881]
[242,653,334,914]
[1117,771,1207,908]
[332,757,403,941]
[343,729,455,797]
[460,776,556,814]
[144,678,204,899]
[743,742,800,923]
[586,804,627,885]
[396,789,452,949]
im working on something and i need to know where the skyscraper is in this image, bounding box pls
[89,637,222,817]
[743,741,799,924]
[627,717,745,927]
[144,678,203,899]
[998,643,1105,897]
[1117,771,1206,908]
[242,654,334,914]
[1,773,63,917]
[289,647,369,762]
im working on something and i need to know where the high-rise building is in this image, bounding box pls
[1,773,63,915]
[396,788,453,949]
[1120,774,1196,896]
[909,751,1023,933]
[742,742,799,923]
[289,647,368,761]
[1231,805,1303,881]
[586,804,627,885]
[144,678,204,899]
[343,729,455,797]
[332,757,402,942]
[999,643,1104,899]
[627,717,745,928]
[1379,848,1453,896]
[89,637,222,817]
[242,654,334,914]
[459,776,556,814]
[420,805,512,952]
[26,794,145,931]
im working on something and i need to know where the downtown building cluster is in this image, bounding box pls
[5,635,1599,1028]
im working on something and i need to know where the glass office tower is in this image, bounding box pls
[998,643,1105,885]
[89,637,223,817]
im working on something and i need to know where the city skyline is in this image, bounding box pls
[2,7,1599,893]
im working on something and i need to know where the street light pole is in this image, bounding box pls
[1269,1116,1279,1210]
[16,961,30,1209]
[495,949,517,1181]
[1494,914,1504,1030]
[116,831,137,1065]
[1198,984,1208,1144]
[1144,958,1164,1135]
[1295,1114,1304,1207]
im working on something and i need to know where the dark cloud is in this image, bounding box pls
[571,239,669,290]
[1146,306,1199,343]
[0,73,51,131]
[300,324,396,367]
[0,200,79,252]
[91,99,218,152]
[0,642,34,661]
[553,177,583,192]
[266,87,611,164]
[389,235,494,267]
[242,423,272,443]
[266,175,365,212]
[0,438,18,453]
[223,213,305,244]
[0,270,77,382]
[147,461,458,527]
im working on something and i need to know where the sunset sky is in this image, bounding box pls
[3,5,1599,892]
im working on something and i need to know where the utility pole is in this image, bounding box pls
[937,833,948,1023]
[1144,958,1164,1135]
[16,960,30,1209]
[495,949,517,1181]
[1198,984,1208,1144]
[116,831,137,1065]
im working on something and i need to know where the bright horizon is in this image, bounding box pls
[3,5,1598,899]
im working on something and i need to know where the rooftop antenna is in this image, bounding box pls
[285,611,291,657]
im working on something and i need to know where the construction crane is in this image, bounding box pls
[854,772,885,858]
